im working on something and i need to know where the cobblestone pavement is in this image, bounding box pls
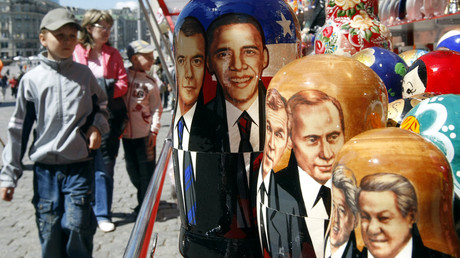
[0,66,181,257]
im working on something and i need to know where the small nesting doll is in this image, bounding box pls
[402,49,460,98]
[314,0,392,56]
[331,128,459,257]
[436,28,460,52]
[398,48,429,67]
[387,92,436,127]
[258,54,388,258]
[353,46,408,102]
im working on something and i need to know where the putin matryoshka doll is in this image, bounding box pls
[258,54,387,257]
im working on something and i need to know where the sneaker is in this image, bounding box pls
[98,221,115,232]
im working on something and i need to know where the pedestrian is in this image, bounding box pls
[9,76,17,98]
[123,40,162,213]
[0,8,109,258]
[1,73,8,100]
[73,9,128,232]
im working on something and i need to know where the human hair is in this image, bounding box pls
[266,88,287,112]
[357,173,418,218]
[287,89,345,137]
[174,16,206,55]
[79,9,114,47]
[332,165,358,215]
[206,13,266,51]
[40,28,50,35]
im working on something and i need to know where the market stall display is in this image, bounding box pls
[259,54,387,257]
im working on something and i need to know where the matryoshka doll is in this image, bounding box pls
[400,94,460,236]
[259,55,387,258]
[398,48,429,67]
[331,128,459,257]
[172,0,300,257]
[314,0,392,56]
[402,49,460,98]
[401,94,460,198]
[436,28,460,52]
[353,46,408,102]
[387,92,436,127]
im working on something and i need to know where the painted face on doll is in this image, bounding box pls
[331,186,356,248]
[262,90,289,178]
[290,100,344,185]
[402,60,427,98]
[176,30,206,115]
[208,22,268,111]
[359,190,415,258]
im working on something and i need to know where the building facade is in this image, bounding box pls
[0,0,60,59]
[110,7,150,52]
[0,0,150,61]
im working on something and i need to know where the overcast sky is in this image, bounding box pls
[59,0,138,10]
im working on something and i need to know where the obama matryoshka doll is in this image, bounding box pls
[172,0,301,257]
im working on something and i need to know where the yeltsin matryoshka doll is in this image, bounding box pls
[331,128,459,257]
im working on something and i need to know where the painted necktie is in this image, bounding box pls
[236,111,253,228]
[177,116,185,149]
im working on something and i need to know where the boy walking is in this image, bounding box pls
[123,40,162,212]
[0,8,109,257]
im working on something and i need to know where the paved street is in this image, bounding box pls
[0,67,182,257]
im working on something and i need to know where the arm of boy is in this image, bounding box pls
[1,187,14,201]
[148,132,157,149]
[1,76,35,196]
[86,126,102,150]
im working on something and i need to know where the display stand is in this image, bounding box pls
[388,12,460,49]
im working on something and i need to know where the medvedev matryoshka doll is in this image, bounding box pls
[331,128,460,257]
[172,0,300,257]
[259,54,387,258]
[402,49,460,98]
[314,0,392,56]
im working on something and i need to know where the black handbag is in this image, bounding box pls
[97,78,128,162]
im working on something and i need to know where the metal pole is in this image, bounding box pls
[123,132,173,258]
[138,0,176,93]
[137,6,142,40]
[144,0,175,65]
[114,19,119,50]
